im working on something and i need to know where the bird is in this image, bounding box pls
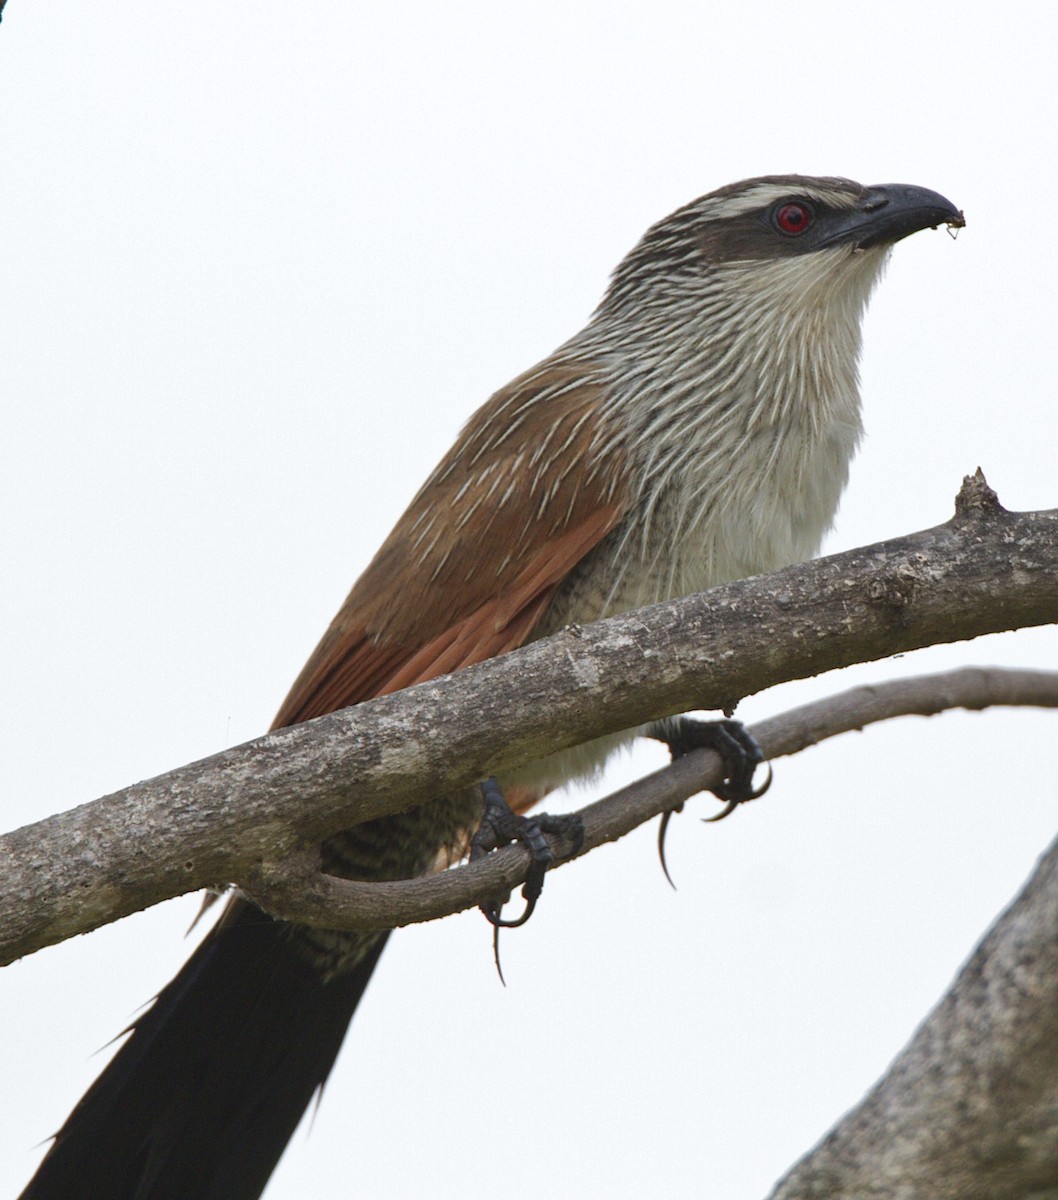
[19,174,963,1200]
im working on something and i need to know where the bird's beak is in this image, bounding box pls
[820,183,965,250]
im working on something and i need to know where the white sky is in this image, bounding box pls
[1,4,1056,1198]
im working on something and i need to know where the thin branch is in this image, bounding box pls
[2,474,1058,965]
[241,666,1058,929]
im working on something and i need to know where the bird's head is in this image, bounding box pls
[599,174,964,327]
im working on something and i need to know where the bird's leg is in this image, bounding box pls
[470,778,584,929]
[649,717,771,886]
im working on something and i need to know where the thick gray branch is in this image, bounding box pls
[768,820,1058,1199]
[2,473,1057,965]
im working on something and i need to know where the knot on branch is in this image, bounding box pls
[954,468,1005,521]
[866,558,924,613]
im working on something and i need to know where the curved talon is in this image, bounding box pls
[750,761,773,800]
[701,797,741,823]
[651,719,771,868]
[480,892,540,930]
[491,923,506,987]
[714,758,773,804]
[651,717,770,806]
[472,781,580,944]
[702,762,771,822]
[481,882,544,986]
[658,808,679,890]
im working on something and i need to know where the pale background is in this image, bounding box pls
[1,4,1056,1197]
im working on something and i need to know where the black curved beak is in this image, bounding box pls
[820,183,965,250]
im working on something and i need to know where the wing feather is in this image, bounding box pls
[272,359,626,730]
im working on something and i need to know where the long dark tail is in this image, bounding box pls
[19,900,388,1200]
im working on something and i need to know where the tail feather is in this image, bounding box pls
[20,900,387,1200]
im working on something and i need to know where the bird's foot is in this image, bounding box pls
[649,717,771,887]
[470,778,584,929]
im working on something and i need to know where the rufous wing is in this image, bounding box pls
[271,358,628,734]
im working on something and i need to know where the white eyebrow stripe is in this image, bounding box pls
[705,183,860,220]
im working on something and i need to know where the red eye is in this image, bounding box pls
[775,202,813,235]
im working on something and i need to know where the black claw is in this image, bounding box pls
[748,761,773,800]
[650,716,769,812]
[701,797,741,823]
[470,779,582,945]
[657,805,683,890]
[649,717,770,876]
[479,865,546,930]
[492,923,506,987]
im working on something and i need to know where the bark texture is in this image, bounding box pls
[2,475,1056,966]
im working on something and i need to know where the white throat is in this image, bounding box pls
[581,243,890,607]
